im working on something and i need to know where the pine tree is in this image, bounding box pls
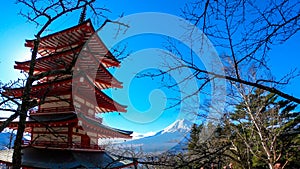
[227,90,299,169]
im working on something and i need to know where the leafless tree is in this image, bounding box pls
[152,0,300,105]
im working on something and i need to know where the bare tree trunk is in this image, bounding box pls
[12,111,26,169]
[12,38,39,169]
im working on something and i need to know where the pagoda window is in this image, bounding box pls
[33,127,67,133]
[88,109,94,116]
[85,101,94,108]
[74,95,85,104]
[73,101,81,108]
[51,95,70,100]
[72,135,81,147]
[73,127,85,135]
[87,131,97,137]
[40,101,70,109]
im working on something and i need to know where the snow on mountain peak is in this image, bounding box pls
[112,119,195,155]
[161,119,193,134]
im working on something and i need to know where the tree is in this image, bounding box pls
[225,89,299,169]
[146,0,300,107]
[185,0,300,102]
[185,89,299,169]
[0,1,109,168]
[187,122,232,168]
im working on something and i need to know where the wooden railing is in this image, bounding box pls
[35,106,74,114]
[27,141,104,150]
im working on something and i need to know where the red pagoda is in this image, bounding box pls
[0,19,135,168]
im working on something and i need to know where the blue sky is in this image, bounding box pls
[0,1,299,135]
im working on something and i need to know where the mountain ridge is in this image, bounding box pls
[114,119,194,154]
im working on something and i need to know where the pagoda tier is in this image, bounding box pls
[0,147,135,169]
[4,75,126,113]
[24,19,119,67]
[14,44,83,73]
[7,113,132,150]
[14,42,122,89]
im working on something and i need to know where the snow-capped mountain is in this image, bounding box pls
[111,119,193,154]
[160,119,193,134]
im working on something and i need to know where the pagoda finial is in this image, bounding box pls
[78,6,87,24]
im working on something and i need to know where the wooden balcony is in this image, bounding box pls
[33,106,75,114]
[26,141,104,151]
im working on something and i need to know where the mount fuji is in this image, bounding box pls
[115,119,194,154]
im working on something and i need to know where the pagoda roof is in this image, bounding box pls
[4,112,132,139]
[28,113,133,134]
[24,19,120,67]
[0,113,77,128]
[27,113,77,123]
[14,44,122,88]
[0,147,135,168]
[4,77,73,98]
[5,75,126,113]
[29,113,133,136]
[77,113,133,137]
[14,44,83,73]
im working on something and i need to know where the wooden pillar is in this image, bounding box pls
[81,134,90,148]
[68,124,73,148]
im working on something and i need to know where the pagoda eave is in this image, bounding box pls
[0,147,136,168]
[24,20,94,55]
